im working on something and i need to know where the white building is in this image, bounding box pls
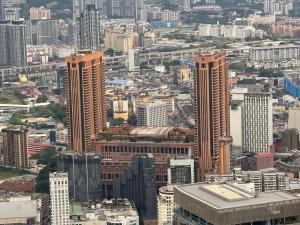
[136,101,168,127]
[167,158,194,184]
[70,199,139,225]
[50,172,70,225]
[197,24,256,40]
[230,87,273,154]
[242,92,273,153]
[205,169,288,192]
[230,88,248,148]
[249,45,300,68]
[288,108,300,133]
[128,48,140,71]
[157,185,176,225]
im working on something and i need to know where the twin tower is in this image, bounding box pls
[65,50,231,181]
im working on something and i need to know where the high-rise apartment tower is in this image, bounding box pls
[2,127,28,167]
[65,51,106,152]
[194,51,231,181]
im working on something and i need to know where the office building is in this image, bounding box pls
[70,199,139,225]
[205,169,287,192]
[29,6,51,20]
[167,158,194,184]
[49,172,70,225]
[281,129,299,150]
[194,51,231,180]
[0,20,26,67]
[174,182,300,225]
[242,91,273,153]
[36,19,58,45]
[2,127,28,167]
[77,4,101,51]
[57,152,101,202]
[65,51,106,152]
[115,155,157,223]
[157,185,176,225]
[136,101,168,127]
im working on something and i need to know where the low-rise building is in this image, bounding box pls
[174,183,300,225]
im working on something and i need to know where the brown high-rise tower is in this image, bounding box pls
[194,51,232,181]
[65,51,106,152]
[2,127,28,167]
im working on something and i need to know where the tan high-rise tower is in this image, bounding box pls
[194,51,232,181]
[65,51,106,152]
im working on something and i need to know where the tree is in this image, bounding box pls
[36,95,48,103]
[112,118,124,126]
[33,147,57,193]
[128,115,137,126]
[52,89,63,95]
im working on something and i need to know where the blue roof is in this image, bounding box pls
[106,80,128,85]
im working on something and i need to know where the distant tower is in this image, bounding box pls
[49,172,70,225]
[65,51,106,152]
[2,127,28,167]
[0,21,27,67]
[194,51,231,181]
[180,0,191,11]
[77,4,101,51]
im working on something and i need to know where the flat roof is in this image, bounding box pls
[130,127,173,136]
[0,201,36,219]
[175,183,300,210]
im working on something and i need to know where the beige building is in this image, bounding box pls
[288,108,300,133]
[29,6,51,20]
[104,31,138,53]
[157,185,176,225]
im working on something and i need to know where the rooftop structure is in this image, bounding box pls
[174,183,300,225]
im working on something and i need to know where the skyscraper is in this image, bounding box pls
[36,19,58,45]
[2,127,28,167]
[242,91,273,153]
[65,50,106,152]
[0,20,26,67]
[49,172,70,225]
[194,51,231,181]
[57,152,102,202]
[77,4,101,51]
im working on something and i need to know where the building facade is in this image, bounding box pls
[167,158,194,184]
[136,101,168,127]
[242,92,273,154]
[2,127,28,167]
[36,19,58,45]
[194,52,231,180]
[77,4,101,51]
[29,6,51,20]
[93,139,194,198]
[0,21,26,67]
[57,152,101,202]
[49,172,70,225]
[65,51,106,152]
[157,185,176,225]
[173,183,300,225]
[115,155,157,223]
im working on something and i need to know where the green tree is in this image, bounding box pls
[128,115,137,126]
[112,118,124,126]
[36,95,48,103]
